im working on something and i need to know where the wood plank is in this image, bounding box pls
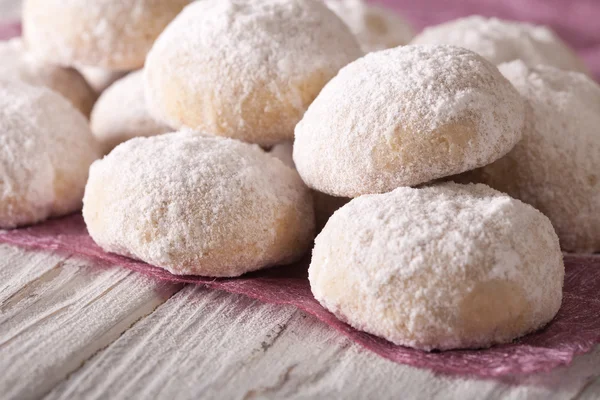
[0,245,182,400]
[577,376,600,400]
[0,0,20,23]
[0,244,68,303]
[45,286,299,400]
[46,285,600,400]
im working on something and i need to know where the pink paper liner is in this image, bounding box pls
[0,21,20,39]
[0,214,599,379]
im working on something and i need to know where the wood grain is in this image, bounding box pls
[579,377,600,400]
[45,284,600,400]
[0,0,19,23]
[0,244,181,400]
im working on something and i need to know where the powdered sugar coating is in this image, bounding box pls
[0,39,96,117]
[325,0,414,52]
[310,183,564,350]
[269,141,350,230]
[78,65,128,94]
[461,62,600,253]
[0,80,100,228]
[269,142,296,169]
[412,16,590,75]
[83,131,315,277]
[144,0,363,146]
[91,70,172,154]
[22,0,191,70]
[293,45,526,197]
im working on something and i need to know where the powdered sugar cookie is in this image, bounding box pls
[145,0,363,146]
[293,45,526,197]
[78,66,128,94]
[22,0,191,70]
[0,81,100,228]
[461,61,600,253]
[83,131,315,277]
[310,183,564,350]
[269,142,296,170]
[412,16,590,75]
[325,0,414,52]
[91,71,172,154]
[0,39,96,117]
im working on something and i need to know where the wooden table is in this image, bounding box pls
[2,1,600,398]
[2,244,600,400]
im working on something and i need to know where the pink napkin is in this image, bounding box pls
[0,21,20,39]
[1,214,599,379]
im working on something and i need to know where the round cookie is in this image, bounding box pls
[78,66,129,94]
[0,39,96,117]
[461,61,600,253]
[83,131,315,277]
[293,45,526,197]
[91,70,172,154]
[309,183,564,350]
[144,0,363,146]
[0,80,100,229]
[269,142,350,230]
[269,142,296,170]
[22,0,191,70]
[412,16,590,75]
[325,0,414,53]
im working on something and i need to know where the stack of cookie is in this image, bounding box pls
[0,0,598,351]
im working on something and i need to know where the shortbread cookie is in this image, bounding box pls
[78,65,128,94]
[310,183,564,350]
[269,142,349,229]
[462,61,600,253]
[294,45,526,197]
[269,142,296,170]
[144,0,363,145]
[23,0,191,69]
[0,81,100,228]
[91,71,171,154]
[412,16,590,74]
[83,131,315,277]
[0,39,96,117]
[325,0,414,52]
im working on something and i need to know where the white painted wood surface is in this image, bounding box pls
[0,245,181,400]
[0,0,19,23]
[0,244,598,400]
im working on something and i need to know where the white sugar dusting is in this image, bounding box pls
[0,80,100,228]
[77,65,128,94]
[23,0,191,69]
[83,131,315,277]
[0,38,97,117]
[294,45,525,197]
[325,0,415,52]
[412,16,590,75]
[309,183,564,350]
[466,61,600,253]
[144,0,363,144]
[91,70,172,154]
